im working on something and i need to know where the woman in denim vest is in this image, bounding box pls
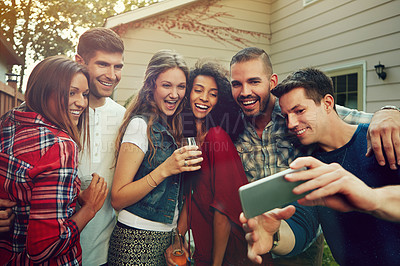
[108,50,203,265]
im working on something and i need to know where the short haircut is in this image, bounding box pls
[271,67,336,110]
[230,47,273,76]
[77,27,124,62]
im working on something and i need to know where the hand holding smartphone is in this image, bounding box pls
[239,167,308,218]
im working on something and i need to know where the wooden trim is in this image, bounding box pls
[0,81,24,117]
[0,81,15,96]
[0,82,23,99]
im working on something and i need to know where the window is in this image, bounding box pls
[331,73,358,109]
[326,64,365,111]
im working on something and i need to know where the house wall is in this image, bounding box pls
[112,0,272,105]
[111,0,399,111]
[270,0,400,112]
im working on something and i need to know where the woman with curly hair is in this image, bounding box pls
[166,60,273,265]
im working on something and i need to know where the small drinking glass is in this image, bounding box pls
[181,137,201,167]
[181,137,197,147]
[79,174,93,190]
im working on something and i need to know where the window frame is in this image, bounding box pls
[324,62,366,111]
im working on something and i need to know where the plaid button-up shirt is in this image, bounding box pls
[235,101,373,182]
[0,107,81,265]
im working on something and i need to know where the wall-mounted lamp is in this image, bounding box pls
[6,73,19,83]
[374,62,386,80]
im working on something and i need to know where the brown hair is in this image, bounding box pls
[24,55,90,150]
[115,50,189,164]
[230,47,273,77]
[77,27,124,62]
[271,67,337,111]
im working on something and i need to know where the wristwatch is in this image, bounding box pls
[380,105,400,112]
[271,229,280,250]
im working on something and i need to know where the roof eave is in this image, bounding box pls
[0,37,23,66]
[104,0,198,29]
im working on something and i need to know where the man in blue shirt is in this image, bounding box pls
[240,67,400,265]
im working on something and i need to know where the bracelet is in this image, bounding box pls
[380,105,400,112]
[271,229,280,250]
[148,172,158,186]
[146,175,157,188]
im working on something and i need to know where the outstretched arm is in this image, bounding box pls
[337,105,400,169]
[288,157,400,222]
[239,206,296,264]
[367,108,400,170]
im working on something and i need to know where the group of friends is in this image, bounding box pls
[0,27,399,266]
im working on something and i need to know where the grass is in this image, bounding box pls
[322,240,339,266]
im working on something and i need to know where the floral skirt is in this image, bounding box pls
[108,222,172,266]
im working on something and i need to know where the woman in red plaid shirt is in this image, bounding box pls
[0,56,108,265]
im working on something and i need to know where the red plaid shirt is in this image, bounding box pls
[0,107,81,265]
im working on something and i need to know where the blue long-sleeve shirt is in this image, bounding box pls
[286,124,400,265]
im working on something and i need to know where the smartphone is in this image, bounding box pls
[239,167,308,218]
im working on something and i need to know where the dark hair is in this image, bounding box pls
[183,59,244,141]
[24,55,90,150]
[230,47,273,77]
[271,67,336,111]
[77,27,124,62]
[115,50,189,163]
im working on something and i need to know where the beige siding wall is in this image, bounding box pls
[270,0,400,112]
[111,0,399,110]
[113,0,271,105]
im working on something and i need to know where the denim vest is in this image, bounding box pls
[124,116,183,224]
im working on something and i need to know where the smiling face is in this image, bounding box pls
[190,75,219,120]
[230,58,277,118]
[153,67,187,117]
[81,50,123,100]
[279,87,328,146]
[68,73,89,125]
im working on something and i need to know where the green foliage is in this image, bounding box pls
[120,0,159,12]
[0,0,160,85]
[2,0,104,62]
[322,240,339,266]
